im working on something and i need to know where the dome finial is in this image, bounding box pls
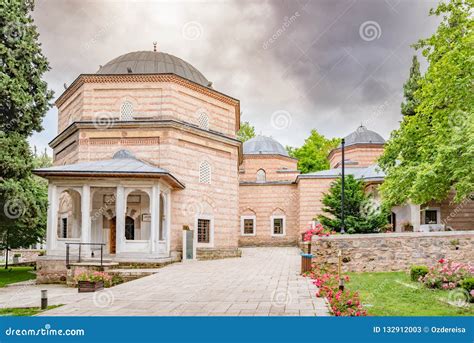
[153,42,157,52]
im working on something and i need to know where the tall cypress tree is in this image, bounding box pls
[401,55,421,116]
[0,0,53,266]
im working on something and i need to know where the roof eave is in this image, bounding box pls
[32,170,185,189]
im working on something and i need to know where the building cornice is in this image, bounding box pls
[243,153,298,162]
[49,120,242,150]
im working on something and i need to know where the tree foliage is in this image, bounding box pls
[317,175,388,234]
[0,1,52,256]
[401,56,421,116]
[379,0,473,207]
[0,0,54,136]
[287,130,339,174]
[237,121,256,142]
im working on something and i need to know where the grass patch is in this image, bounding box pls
[0,267,36,287]
[0,305,62,317]
[347,271,474,316]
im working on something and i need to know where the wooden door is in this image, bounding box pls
[109,217,116,254]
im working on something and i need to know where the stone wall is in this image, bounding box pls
[37,257,68,284]
[239,183,299,246]
[328,144,384,168]
[311,231,474,272]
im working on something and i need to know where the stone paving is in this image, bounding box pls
[38,247,330,316]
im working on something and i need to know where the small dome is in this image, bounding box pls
[97,51,211,87]
[243,136,289,157]
[113,150,136,159]
[341,125,385,147]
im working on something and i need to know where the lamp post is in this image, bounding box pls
[341,138,345,234]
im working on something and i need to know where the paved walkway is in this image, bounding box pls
[38,247,329,316]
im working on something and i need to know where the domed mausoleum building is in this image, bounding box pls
[34,49,473,282]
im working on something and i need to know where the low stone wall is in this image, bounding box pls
[197,248,242,260]
[37,257,68,284]
[311,231,474,272]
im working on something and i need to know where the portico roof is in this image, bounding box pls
[33,150,185,189]
[297,164,385,182]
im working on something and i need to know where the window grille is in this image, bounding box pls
[120,101,134,120]
[197,219,210,243]
[199,161,211,184]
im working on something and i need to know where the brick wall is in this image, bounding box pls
[297,178,334,234]
[329,145,384,168]
[311,231,474,272]
[239,183,298,246]
[239,155,298,183]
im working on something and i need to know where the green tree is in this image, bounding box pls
[401,56,421,116]
[0,0,54,136]
[287,130,339,174]
[0,1,52,267]
[237,121,256,142]
[317,175,388,234]
[379,0,473,207]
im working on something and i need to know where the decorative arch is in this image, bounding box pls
[256,169,266,183]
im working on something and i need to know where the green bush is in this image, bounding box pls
[460,278,474,303]
[460,278,474,292]
[410,265,429,282]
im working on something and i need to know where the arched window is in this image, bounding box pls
[125,216,135,240]
[256,169,266,183]
[198,112,209,130]
[199,161,211,184]
[120,101,134,120]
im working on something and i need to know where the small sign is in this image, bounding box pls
[142,214,151,222]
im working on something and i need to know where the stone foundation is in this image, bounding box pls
[197,248,242,260]
[311,231,474,272]
[36,257,68,284]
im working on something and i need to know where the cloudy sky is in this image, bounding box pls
[30,0,440,152]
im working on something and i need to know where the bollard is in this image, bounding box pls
[41,290,48,310]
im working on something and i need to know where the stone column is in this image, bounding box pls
[46,183,58,254]
[410,203,421,231]
[116,185,125,254]
[150,184,160,253]
[81,184,91,256]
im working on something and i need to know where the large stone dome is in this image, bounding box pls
[96,51,211,87]
[341,125,385,147]
[243,135,289,157]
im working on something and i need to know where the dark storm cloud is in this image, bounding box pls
[29,0,440,151]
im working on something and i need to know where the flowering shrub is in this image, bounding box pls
[303,223,333,241]
[74,268,113,287]
[309,263,367,316]
[420,259,473,290]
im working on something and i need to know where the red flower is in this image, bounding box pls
[438,258,445,264]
